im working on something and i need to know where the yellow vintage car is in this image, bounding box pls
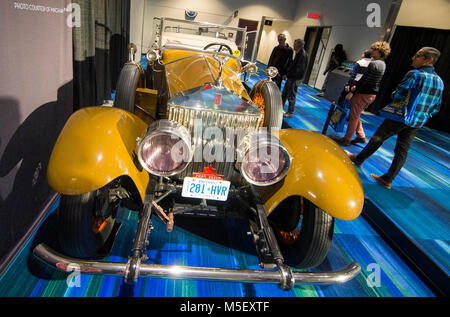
[34,18,363,289]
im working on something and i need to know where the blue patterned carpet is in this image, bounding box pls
[0,200,434,297]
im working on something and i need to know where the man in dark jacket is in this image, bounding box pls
[268,34,293,89]
[282,39,308,118]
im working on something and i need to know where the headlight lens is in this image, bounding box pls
[237,132,291,186]
[138,120,192,176]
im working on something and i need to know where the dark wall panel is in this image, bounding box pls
[369,26,450,133]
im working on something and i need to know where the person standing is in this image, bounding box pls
[345,50,373,95]
[337,50,373,108]
[317,44,347,97]
[334,41,391,146]
[268,34,293,89]
[345,47,444,189]
[281,39,308,118]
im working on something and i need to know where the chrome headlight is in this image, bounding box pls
[266,66,278,79]
[146,49,160,63]
[138,120,192,176]
[244,62,258,75]
[237,131,291,186]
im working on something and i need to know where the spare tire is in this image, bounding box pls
[114,62,142,113]
[249,79,283,129]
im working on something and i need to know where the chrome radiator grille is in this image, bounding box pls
[167,103,262,179]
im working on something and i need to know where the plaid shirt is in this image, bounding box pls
[391,66,444,128]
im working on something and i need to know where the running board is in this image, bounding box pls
[33,243,361,289]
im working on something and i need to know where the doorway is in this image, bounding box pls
[236,19,259,61]
[303,26,332,87]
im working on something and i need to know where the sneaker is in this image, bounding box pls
[371,174,391,189]
[344,150,362,167]
[283,113,293,118]
[351,137,367,145]
[332,137,351,147]
[316,92,324,97]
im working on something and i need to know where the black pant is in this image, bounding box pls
[273,74,282,90]
[356,119,419,183]
[282,78,301,114]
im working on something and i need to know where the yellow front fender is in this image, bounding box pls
[47,106,149,202]
[261,129,364,221]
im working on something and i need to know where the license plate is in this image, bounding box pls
[181,177,230,201]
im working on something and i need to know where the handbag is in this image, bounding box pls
[330,98,351,132]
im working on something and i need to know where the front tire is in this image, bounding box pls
[57,191,116,258]
[268,196,334,269]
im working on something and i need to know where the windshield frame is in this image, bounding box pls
[155,17,248,61]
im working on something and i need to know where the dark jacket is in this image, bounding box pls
[286,48,308,80]
[355,59,386,95]
[268,44,293,76]
[324,49,347,75]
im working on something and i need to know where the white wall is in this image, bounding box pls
[395,0,450,29]
[131,0,299,56]
[257,20,297,64]
[130,0,145,58]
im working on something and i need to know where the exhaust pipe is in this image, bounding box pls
[33,243,361,288]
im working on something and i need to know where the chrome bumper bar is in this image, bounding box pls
[33,243,361,288]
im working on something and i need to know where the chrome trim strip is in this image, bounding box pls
[33,243,361,287]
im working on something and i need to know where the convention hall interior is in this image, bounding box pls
[0,0,448,302]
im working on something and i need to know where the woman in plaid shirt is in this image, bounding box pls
[344,47,444,189]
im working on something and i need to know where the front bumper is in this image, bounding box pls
[33,243,361,288]
[33,182,361,290]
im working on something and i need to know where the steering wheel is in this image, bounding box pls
[203,43,233,55]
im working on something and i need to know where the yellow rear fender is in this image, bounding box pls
[47,106,149,203]
[260,129,364,221]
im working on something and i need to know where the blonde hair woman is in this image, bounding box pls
[334,41,391,146]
